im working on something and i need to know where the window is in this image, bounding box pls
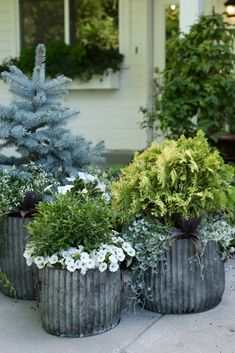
[19,0,119,50]
[19,0,65,48]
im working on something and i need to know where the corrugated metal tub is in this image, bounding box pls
[38,267,122,337]
[144,239,225,314]
[0,217,37,299]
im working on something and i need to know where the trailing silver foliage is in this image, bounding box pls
[123,216,235,301]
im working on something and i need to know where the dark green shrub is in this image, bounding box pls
[0,42,123,81]
[142,13,235,141]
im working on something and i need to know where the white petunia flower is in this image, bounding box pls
[75,260,81,269]
[122,242,132,252]
[80,262,88,271]
[87,259,95,269]
[47,263,53,268]
[127,248,136,257]
[67,263,77,272]
[98,182,106,192]
[86,174,96,182]
[109,262,119,272]
[23,249,33,259]
[115,248,124,256]
[81,188,88,194]
[44,256,50,264]
[99,262,107,272]
[81,268,87,275]
[80,260,88,275]
[99,249,107,255]
[34,256,46,269]
[65,258,75,266]
[97,254,106,263]
[80,252,90,262]
[108,248,115,255]
[78,172,95,183]
[58,185,73,194]
[26,258,33,266]
[58,258,65,267]
[109,255,118,264]
[67,247,81,256]
[111,236,122,244]
[117,252,125,262]
[77,171,87,180]
[49,254,58,264]
[59,250,69,258]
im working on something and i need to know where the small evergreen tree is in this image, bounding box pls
[0,44,104,176]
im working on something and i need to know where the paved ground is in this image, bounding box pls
[0,259,234,353]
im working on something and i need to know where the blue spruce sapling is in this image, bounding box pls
[0,44,104,176]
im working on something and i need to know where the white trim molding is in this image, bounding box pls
[64,0,70,44]
[68,70,120,90]
[119,0,131,67]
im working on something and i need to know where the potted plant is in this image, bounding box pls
[141,13,235,161]
[25,174,135,337]
[112,131,235,313]
[0,165,53,299]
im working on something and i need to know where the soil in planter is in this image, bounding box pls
[143,239,225,314]
[0,217,37,299]
[39,267,122,337]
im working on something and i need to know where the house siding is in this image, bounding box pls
[0,0,151,152]
[204,0,224,14]
[0,0,19,63]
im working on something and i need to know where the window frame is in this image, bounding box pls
[18,0,121,50]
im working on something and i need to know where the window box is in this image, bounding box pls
[68,69,120,90]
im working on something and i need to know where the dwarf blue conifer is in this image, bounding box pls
[0,44,104,176]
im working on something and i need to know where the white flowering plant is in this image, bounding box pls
[25,190,135,274]
[45,170,109,201]
[24,236,135,274]
[0,164,55,216]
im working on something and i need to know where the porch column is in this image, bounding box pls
[179,0,204,33]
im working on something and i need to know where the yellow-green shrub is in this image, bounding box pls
[111,131,235,224]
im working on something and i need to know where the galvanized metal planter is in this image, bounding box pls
[0,217,37,299]
[39,267,122,337]
[144,239,225,314]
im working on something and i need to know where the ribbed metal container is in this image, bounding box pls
[144,239,225,314]
[39,267,122,337]
[0,217,37,299]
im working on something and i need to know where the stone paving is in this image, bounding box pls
[0,259,234,353]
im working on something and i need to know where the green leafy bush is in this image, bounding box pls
[0,42,124,81]
[28,193,114,256]
[75,0,119,50]
[112,131,235,224]
[142,13,235,141]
